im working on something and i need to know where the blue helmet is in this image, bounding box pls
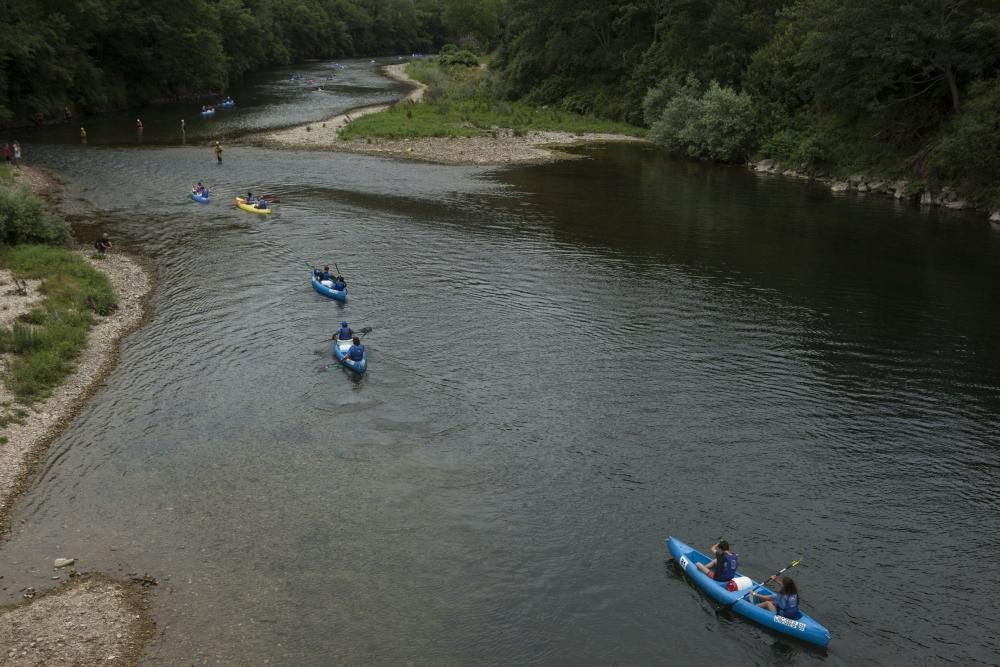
[340,321,349,327]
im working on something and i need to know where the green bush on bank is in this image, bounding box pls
[340,59,645,141]
[0,245,116,405]
[0,185,72,246]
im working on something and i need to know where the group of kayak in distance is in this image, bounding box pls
[200,97,235,116]
[667,536,831,648]
[189,183,275,214]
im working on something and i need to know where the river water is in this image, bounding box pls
[2,59,999,665]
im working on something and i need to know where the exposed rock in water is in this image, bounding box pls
[54,558,76,568]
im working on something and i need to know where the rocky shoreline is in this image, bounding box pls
[251,64,646,165]
[0,166,155,665]
[750,159,1000,223]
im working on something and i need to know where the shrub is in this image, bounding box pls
[0,186,72,246]
[931,78,1000,204]
[650,80,758,162]
[438,49,479,67]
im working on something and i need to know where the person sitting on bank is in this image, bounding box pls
[94,233,113,255]
[335,321,353,340]
[333,275,346,291]
[346,336,365,364]
[696,540,738,582]
[750,576,802,620]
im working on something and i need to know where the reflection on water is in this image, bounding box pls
[1,69,999,665]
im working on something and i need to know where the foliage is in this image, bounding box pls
[0,244,117,404]
[0,0,465,124]
[931,79,1000,204]
[340,59,646,140]
[647,78,758,162]
[0,186,73,246]
[439,49,479,67]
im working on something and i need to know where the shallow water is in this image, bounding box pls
[1,62,999,665]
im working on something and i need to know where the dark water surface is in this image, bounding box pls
[2,63,1000,665]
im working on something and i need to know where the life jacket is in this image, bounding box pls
[334,280,345,291]
[348,343,365,361]
[320,271,330,281]
[776,593,801,620]
[713,552,738,582]
[337,327,352,340]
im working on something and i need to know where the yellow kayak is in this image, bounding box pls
[234,197,272,215]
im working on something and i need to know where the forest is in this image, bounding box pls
[4,0,1000,201]
[492,0,1000,202]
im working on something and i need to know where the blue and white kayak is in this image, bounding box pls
[200,108,215,116]
[666,536,831,648]
[332,337,367,375]
[190,190,209,204]
[220,99,235,108]
[311,273,347,302]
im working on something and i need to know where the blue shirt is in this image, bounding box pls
[348,343,365,361]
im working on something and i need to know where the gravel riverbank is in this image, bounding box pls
[250,64,645,165]
[0,165,155,665]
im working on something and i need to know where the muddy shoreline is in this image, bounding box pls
[0,166,156,665]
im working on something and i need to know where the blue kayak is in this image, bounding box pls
[332,337,367,375]
[190,190,209,204]
[311,273,347,302]
[666,536,831,648]
[220,100,235,109]
[200,108,215,116]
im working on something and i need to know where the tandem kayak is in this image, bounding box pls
[200,108,215,116]
[190,190,209,204]
[311,273,347,302]
[666,536,831,648]
[234,197,271,215]
[332,337,367,375]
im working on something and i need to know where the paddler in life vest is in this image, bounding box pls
[333,275,346,291]
[751,576,801,620]
[313,266,331,282]
[335,321,353,340]
[696,540,738,582]
[346,336,365,364]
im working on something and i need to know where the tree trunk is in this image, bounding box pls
[946,65,960,112]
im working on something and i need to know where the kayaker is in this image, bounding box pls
[255,197,269,210]
[333,275,346,291]
[245,191,255,204]
[696,540,738,582]
[215,141,223,163]
[346,336,365,363]
[335,321,353,340]
[317,266,331,281]
[751,576,802,620]
[94,233,112,256]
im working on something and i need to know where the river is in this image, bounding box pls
[2,58,999,665]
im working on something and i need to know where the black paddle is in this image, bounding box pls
[726,558,801,608]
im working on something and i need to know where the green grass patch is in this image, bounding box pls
[0,244,116,404]
[0,164,14,186]
[340,59,646,141]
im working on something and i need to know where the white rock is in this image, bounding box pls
[53,558,75,568]
[919,192,934,205]
[989,209,1000,222]
[945,199,968,209]
[831,181,849,192]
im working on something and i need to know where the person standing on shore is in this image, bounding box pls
[80,127,87,143]
[2,143,10,165]
[12,141,21,168]
[215,141,223,164]
[136,118,143,130]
